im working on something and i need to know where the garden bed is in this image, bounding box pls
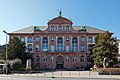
[98,68,120,75]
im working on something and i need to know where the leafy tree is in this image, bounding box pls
[7,37,32,66]
[92,31,118,67]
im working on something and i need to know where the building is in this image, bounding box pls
[8,12,106,69]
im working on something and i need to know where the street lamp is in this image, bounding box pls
[3,30,8,74]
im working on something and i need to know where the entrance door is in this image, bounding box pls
[56,56,64,69]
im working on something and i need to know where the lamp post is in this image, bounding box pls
[3,30,8,74]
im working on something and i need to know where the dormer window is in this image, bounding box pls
[58,26,62,31]
[50,26,54,31]
[66,26,70,32]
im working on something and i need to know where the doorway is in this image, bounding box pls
[56,56,64,69]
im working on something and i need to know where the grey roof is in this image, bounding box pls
[11,26,105,34]
[73,26,105,33]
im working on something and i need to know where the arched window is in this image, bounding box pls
[36,45,40,52]
[66,45,70,52]
[42,37,48,51]
[66,56,69,62]
[80,56,84,62]
[73,56,77,62]
[57,38,63,51]
[51,56,54,62]
[66,26,70,31]
[72,38,77,52]
[43,56,47,62]
[36,56,40,62]
[28,44,32,52]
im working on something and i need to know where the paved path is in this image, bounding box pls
[0,71,120,79]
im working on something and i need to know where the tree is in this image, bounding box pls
[92,31,118,67]
[7,37,32,66]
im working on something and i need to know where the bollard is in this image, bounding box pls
[61,71,62,76]
[79,71,80,77]
[89,71,90,77]
[69,71,71,76]
[110,72,111,77]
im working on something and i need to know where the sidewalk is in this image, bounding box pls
[0,71,120,79]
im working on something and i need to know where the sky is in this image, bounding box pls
[0,0,120,45]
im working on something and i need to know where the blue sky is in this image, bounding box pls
[0,0,120,45]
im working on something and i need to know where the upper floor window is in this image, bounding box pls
[72,38,77,52]
[42,37,48,51]
[27,37,32,43]
[36,56,40,62]
[28,44,32,52]
[20,37,25,42]
[36,36,40,42]
[43,56,47,62]
[51,56,54,62]
[66,56,69,62]
[80,45,85,52]
[50,26,54,31]
[66,45,70,52]
[57,38,63,51]
[36,45,40,52]
[66,36,69,41]
[88,45,92,51]
[80,56,84,62]
[73,56,77,62]
[50,45,55,52]
[88,37,93,43]
[58,26,62,31]
[51,36,54,41]
[66,26,70,32]
[87,56,91,62]
[81,36,85,42]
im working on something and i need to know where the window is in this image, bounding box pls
[27,37,32,43]
[81,36,84,42]
[88,45,92,51]
[43,56,47,62]
[28,44,32,52]
[66,56,69,62]
[66,36,69,41]
[66,45,70,52]
[87,56,91,62]
[42,37,48,51]
[72,38,77,52]
[73,56,76,62]
[36,56,40,62]
[51,36,54,41]
[36,36,40,42]
[66,26,70,31]
[80,45,85,52]
[80,56,84,62]
[58,26,62,31]
[51,56,54,62]
[57,38,63,51]
[88,37,93,43]
[20,37,25,42]
[50,45,55,52]
[36,45,40,52]
[50,26,54,31]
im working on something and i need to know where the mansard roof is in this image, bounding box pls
[10,26,105,34]
[47,16,73,25]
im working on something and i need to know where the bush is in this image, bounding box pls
[12,59,22,71]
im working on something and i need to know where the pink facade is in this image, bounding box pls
[9,15,105,69]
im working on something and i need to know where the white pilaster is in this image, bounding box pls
[78,36,79,51]
[41,36,42,51]
[62,36,64,51]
